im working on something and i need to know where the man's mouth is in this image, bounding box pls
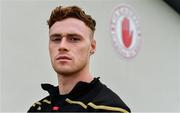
[56,55,72,61]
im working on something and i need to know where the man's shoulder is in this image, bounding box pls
[90,82,131,112]
[27,96,51,112]
[95,83,124,103]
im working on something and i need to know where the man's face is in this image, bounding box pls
[49,18,96,76]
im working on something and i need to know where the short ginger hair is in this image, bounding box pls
[47,5,96,32]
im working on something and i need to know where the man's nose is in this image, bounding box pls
[58,38,69,52]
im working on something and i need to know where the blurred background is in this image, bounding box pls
[0,0,180,112]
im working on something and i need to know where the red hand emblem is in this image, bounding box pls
[122,17,133,48]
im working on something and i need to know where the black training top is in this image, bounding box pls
[28,77,131,112]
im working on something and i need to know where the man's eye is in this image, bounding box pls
[70,38,80,41]
[68,36,80,42]
[51,37,61,41]
[54,38,61,41]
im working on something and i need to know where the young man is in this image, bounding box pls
[28,5,130,112]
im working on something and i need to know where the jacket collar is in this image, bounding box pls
[41,77,100,99]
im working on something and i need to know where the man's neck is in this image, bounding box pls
[57,71,93,95]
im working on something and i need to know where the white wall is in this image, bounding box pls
[1,0,180,112]
[179,25,180,111]
[0,1,2,112]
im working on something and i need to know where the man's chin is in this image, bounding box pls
[53,66,74,76]
[55,69,76,76]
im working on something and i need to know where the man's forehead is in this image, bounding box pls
[49,18,91,35]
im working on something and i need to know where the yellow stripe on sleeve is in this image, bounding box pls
[65,98,87,109]
[42,99,51,104]
[88,102,129,113]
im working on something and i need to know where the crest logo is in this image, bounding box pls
[111,4,142,59]
[122,17,133,48]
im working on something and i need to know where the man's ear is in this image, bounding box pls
[90,39,96,55]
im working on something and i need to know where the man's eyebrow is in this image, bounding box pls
[51,33,83,37]
[50,33,61,37]
[66,33,83,37]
